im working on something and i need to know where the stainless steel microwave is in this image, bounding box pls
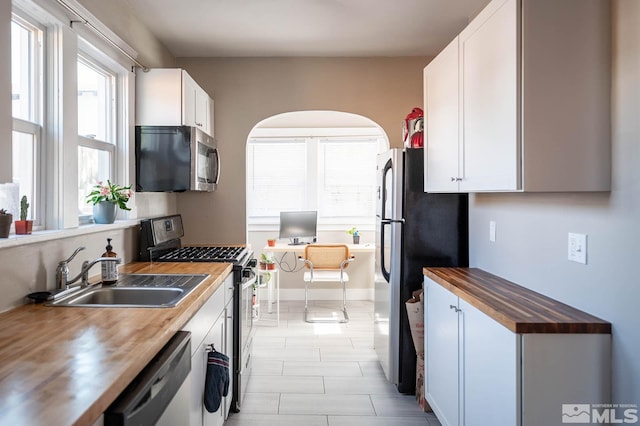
[135,126,219,192]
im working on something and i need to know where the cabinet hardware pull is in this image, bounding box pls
[450,177,462,182]
[450,304,457,310]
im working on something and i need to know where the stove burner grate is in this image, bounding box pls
[157,246,248,263]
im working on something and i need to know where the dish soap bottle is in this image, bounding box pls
[101,238,118,285]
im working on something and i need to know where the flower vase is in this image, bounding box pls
[93,201,117,224]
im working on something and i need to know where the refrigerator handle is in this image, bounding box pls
[380,158,393,220]
[380,219,391,282]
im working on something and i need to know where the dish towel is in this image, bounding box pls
[204,347,230,413]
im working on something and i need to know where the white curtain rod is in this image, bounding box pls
[54,0,149,72]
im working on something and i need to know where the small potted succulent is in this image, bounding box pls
[259,253,276,270]
[0,208,12,238]
[14,196,33,235]
[347,227,360,244]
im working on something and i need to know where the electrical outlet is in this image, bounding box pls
[568,233,587,264]
[489,221,496,242]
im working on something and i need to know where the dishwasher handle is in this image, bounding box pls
[104,331,192,426]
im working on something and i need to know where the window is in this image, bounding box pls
[247,139,307,217]
[11,13,43,225]
[77,55,116,219]
[247,135,379,228]
[317,139,377,221]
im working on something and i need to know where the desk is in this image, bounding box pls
[261,243,375,302]
[264,243,375,254]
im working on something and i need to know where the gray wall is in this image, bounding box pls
[469,0,639,404]
[174,57,428,244]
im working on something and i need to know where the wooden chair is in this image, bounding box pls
[298,244,355,323]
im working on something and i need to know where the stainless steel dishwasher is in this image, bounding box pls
[104,331,191,426]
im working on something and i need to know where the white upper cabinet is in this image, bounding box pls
[424,37,460,193]
[424,0,611,192]
[136,68,214,137]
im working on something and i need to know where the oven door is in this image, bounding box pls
[237,272,256,409]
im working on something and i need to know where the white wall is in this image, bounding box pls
[469,0,639,404]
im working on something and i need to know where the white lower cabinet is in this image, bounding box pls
[459,298,517,426]
[424,281,459,426]
[424,276,610,426]
[182,273,234,426]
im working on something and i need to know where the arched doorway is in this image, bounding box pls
[245,110,389,302]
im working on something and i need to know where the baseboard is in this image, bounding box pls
[258,288,374,301]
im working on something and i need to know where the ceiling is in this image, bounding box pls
[124,0,490,58]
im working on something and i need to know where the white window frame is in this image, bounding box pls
[11,10,45,229]
[76,50,118,224]
[247,128,385,232]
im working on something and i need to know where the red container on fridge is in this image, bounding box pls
[403,107,424,148]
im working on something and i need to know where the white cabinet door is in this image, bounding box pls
[459,0,519,191]
[203,314,226,426]
[425,278,460,426]
[195,89,210,132]
[424,37,460,193]
[459,298,518,426]
[187,345,205,426]
[182,71,198,128]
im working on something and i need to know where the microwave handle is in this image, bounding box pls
[212,148,220,184]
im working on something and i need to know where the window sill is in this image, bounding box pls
[0,219,140,249]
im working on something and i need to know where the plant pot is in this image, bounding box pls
[259,262,276,270]
[93,201,117,224]
[353,235,360,244]
[15,220,33,235]
[0,214,12,238]
[267,239,276,247]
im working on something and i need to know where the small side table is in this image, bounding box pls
[256,267,280,325]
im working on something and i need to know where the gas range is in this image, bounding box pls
[138,215,250,265]
[137,214,257,413]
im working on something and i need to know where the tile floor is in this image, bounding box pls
[226,300,441,426]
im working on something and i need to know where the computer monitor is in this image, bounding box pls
[279,211,317,245]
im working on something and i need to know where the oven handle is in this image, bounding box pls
[241,274,257,290]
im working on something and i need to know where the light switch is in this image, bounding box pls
[568,233,587,264]
[489,221,496,242]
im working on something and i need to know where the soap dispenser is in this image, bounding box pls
[102,238,118,284]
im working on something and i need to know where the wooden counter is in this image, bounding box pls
[423,267,611,334]
[0,262,233,426]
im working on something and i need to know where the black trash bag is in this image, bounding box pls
[204,347,230,413]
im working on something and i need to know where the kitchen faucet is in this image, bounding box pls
[55,246,122,290]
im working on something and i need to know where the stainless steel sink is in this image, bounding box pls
[47,274,209,307]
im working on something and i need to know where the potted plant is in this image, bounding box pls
[0,209,11,238]
[347,227,360,244]
[259,253,276,270]
[14,196,33,235]
[86,180,133,224]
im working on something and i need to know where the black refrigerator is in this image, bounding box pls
[374,148,468,393]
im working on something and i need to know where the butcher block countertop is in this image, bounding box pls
[423,267,611,334]
[0,261,233,426]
